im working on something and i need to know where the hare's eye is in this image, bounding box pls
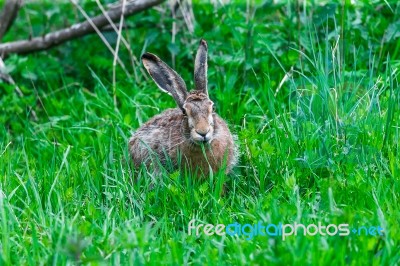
[212,106,216,113]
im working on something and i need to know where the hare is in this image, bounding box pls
[129,39,237,176]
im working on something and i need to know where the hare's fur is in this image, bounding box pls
[129,40,237,176]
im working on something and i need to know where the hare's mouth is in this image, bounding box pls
[193,139,211,145]
[190,135,212,145]
[191,132,212,145]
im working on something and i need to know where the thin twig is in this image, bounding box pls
[94,0,143,80]
[112,0,126,108]
[71,0,132,79]
[170,0,177,68]
[0,57,23,96]
[0,57,39,121]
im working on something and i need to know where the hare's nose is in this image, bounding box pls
[196,129,209,137]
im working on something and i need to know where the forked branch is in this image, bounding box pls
[0,0,165,57]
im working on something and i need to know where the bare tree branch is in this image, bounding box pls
[0,0,22,42]
[0,0,165,57]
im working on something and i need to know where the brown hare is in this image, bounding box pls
[129,39,237,176]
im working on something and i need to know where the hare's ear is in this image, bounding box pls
[142,53,188,111]
[194,39,208,96]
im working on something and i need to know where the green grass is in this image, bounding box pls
[1,0,400,265]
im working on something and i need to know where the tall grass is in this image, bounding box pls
[0,0,399,265]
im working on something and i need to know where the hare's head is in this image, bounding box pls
[141,39,215,144]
